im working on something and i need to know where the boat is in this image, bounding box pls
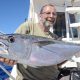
[1,0,80,79]
[28,0,80,43]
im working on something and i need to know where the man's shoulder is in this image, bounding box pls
[20,20,37,27]
[15,21,29,33]
[20,21,29,27]
[15,20,38,33]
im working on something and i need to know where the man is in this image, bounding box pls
[0,4,60,80]
[15,4,60,80]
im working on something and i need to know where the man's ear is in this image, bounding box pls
[38,14,42,21]
[38,14,41,18]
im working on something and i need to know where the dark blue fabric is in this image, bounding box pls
[0,62,12,79]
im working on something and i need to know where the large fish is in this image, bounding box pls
[0,34,80,67]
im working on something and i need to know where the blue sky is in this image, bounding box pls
[0,0,29,33]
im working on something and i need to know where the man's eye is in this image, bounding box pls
[45,12,57,15]
[46,12,50,14]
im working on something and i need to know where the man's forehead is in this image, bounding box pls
[43,6,56,12]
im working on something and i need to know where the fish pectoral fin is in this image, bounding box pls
[0,49,8,54]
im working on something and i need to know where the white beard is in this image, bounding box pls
[49,27,54,33]
[43,20,54,33]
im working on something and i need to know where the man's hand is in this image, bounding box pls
[0,57,16,66]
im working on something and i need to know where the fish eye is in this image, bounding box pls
[8,36,15,43]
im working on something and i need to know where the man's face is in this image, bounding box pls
[39,5,57,27]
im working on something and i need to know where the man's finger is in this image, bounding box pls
[0,57,5,62]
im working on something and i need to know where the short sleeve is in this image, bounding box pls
[15,22,30,34]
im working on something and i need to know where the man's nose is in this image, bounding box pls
[49,13,54,17]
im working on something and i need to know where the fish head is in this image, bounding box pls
[0,34,32,61]
[0,34,15,54]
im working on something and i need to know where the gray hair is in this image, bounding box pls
[40,4,55,14]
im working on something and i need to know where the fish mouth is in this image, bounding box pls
[0,42,8,54]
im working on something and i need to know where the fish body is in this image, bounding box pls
[0,34,80,67]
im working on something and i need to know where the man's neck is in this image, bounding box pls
[39,23,50,32]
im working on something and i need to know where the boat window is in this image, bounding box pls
[54,12,66,38]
